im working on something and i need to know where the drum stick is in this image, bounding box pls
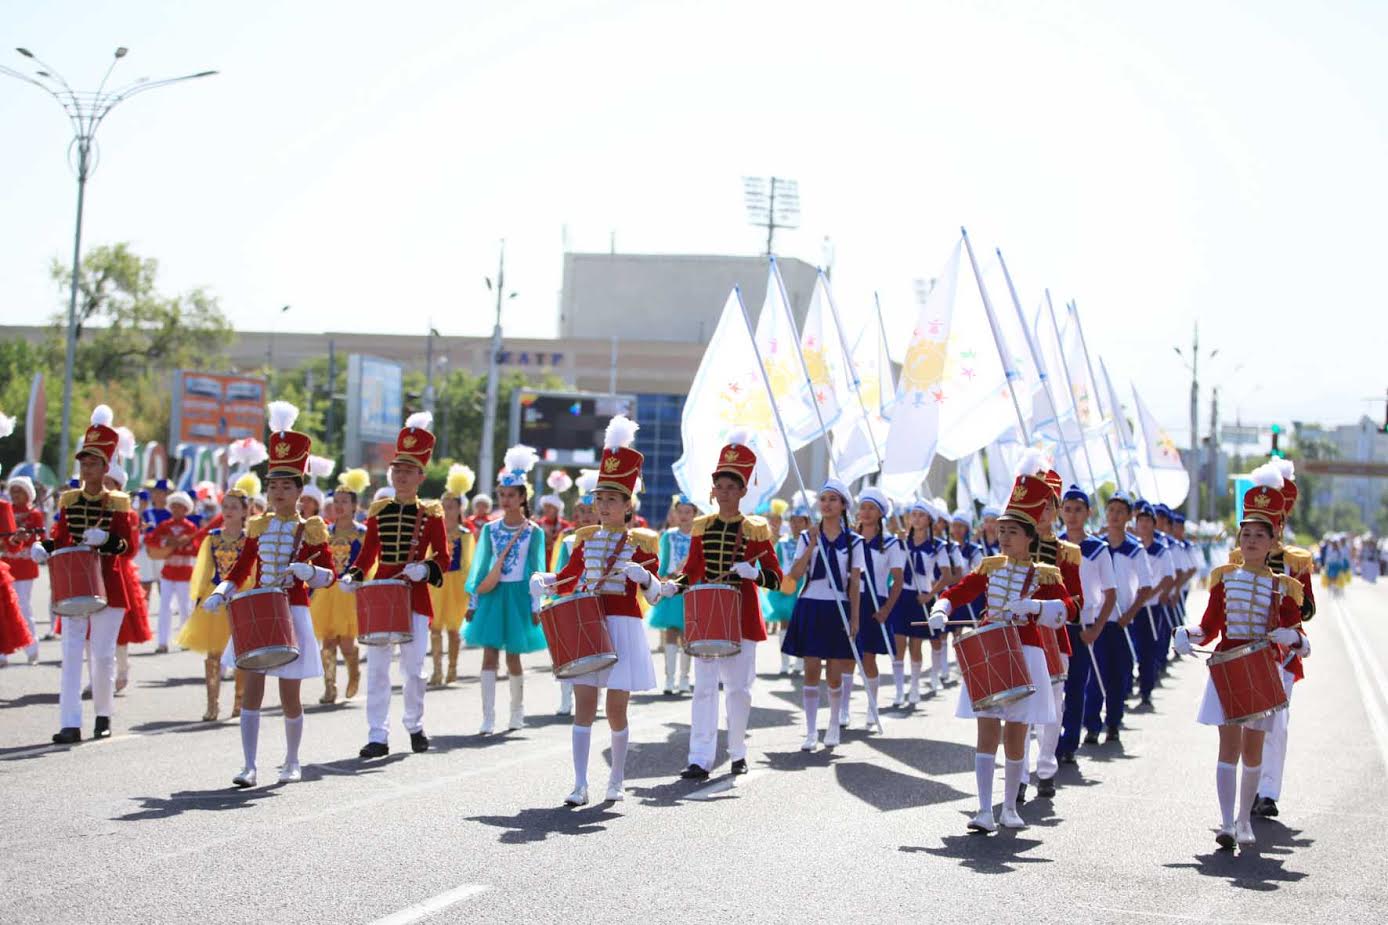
[1122,624,1138,662]
[1085,642,1106,700]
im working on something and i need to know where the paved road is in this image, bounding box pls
[2,577,1385,924]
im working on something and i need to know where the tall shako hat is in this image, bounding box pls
[76,405,119,464]
[998,474,1052,528]
[265,401,313,479]
[392,412,436,469]
[1242,464,1285,529]
[713,428,757,485]
[596,414,643,498]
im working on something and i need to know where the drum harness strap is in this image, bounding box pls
[581,531,630,595]
[405,504,426,570]
[276,521,308,589]
[708,522,748,586]
[985,565,1034,629]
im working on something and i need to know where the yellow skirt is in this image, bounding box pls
[176,605,232,656]
[429,570,470,633]
[311,584,359,641]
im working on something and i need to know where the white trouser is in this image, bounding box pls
[687,641,758,768]
[14,579,38,655]
[59,606,122,728]
[366,613,429,744]
[1035,677,1065,779]
[1259,669,1297,800]
[157,578,193,646]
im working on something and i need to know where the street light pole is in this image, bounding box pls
[479,241,516,494]
[1174,323,1217,521]
[3,47,217,467]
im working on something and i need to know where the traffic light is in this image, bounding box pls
[1382,399,1388,434]
[1270,423,1283,457]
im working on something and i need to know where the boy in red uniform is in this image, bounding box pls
[150,490,201,652]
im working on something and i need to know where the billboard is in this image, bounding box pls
[169,372,267,446]
[345,355,404,468]
[509,390,635,466]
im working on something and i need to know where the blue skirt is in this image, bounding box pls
[782,597,856,660]
[857,592,896,655]
[763,588,797,625]
[646,593,685,631]
[888,590,939,639]
[463,580,548,654]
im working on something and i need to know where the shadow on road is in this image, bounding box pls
[1163,821,1313,891]
[114,786,283,821]
[467,804,624,844]
[901,829,1054,873]
[0,692,60,711]
[832,760,972,812]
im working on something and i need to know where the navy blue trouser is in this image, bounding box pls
[1059,623,1090,753]
[1084,621,1131,732]
[1133,605,1164,697]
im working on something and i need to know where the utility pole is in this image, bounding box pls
[325,339,337,450]
[424,323,439,414]
[1208,386,1220,520]
[1174,323,1215,520]
[742,176,800,256]
[479,241,517,494]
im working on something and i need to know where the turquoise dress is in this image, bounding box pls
[762,534,800,625]
[647,528,692,631]
[463,519,549,654]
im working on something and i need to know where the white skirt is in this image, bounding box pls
[572,615,657,692]
[1196,673,1276,732]
[220,604,323,680]
[955,644,1056,724]
[136,546,159,583]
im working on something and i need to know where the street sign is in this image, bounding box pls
[1220,424,1261,445]
[509,389,635,466]
[1299,459,1388,478]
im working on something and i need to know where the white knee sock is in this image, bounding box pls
[975,752,996,813]
[609,727,629,787]
[1238,763,1262,825]
[910,660,923,693]
[827,684,843,728]
[480,669,496,722]
[240,709,261,769]
[865,676,880,722]
[283,714,303,767]
[933,645,947,683]
[664,644,678,688]
[559,680,573,712]
[1216,761,1237,828]
[678,650,691,685]
[1004,758,1024,812]
[509,674,524,714]
[781,651,792,673]
[839,673,853,723]
[1021,730,1034,784]
[803,687,821,737]
[572,725,592,788]
[892,660,905,699]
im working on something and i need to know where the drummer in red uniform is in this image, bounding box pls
[929,474,1074,833]
[661,430,783,780]
[534,415,662,805]
[3,474,44,664]
[1174,474,1306,850]
[342,412,450,759]
[33,405,135,744]
[202,402,336,786]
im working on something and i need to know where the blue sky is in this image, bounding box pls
[3,0,1385,440]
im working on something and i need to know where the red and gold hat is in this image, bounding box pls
[392,412,436,469]
[265,401,313,479]
[998,474,1052,528]
[596,414,643,498]
[76,405,118,464]
[1241,484,1286,528]
[712,428,756,485]
[1042,469,1063,501]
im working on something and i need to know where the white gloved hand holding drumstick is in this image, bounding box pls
[731,561,759,581]
[928,599,952,633]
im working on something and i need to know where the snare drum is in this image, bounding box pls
[229,587,298,670]
[955,622,1035,711]
[1039,626,1067,683]
[355,579,413,646]
[50,546,107,616]
[1208,640,1288,725]
[682,583,742,658]
[539,592,618,678]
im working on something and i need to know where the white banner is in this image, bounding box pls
[755,259,821,451]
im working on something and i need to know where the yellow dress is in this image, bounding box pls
[176,530,248,655]
[429,526,475,632]
[311,521,366,640]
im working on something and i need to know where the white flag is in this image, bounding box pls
[755,258,821,451]
[1130,382,1190,507]
[882,240,961,497]
[799,273,850,446]
[672,289,789,514]
[956,452,989,515]
[830,306,895,484]
[986,431,1024,508]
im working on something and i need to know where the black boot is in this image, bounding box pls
[680,763,710,781]
[1037,776,1056,798]
[730,758,749,775]
[92,716,111,739]
[1016,782,1028,805]
[410,731,430,754]
[51,727,81,745]
[359,741,389,759]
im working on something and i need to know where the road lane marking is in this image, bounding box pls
[1330,597,1388,775]
[369,884,490,925]
[1079,906,1290,925]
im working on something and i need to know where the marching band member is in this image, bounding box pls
[664,433,782,779]
[104,455,150,693]
[848,487,902,731]
[310,469,370,704]
[766,493,810,675]
[781,479,863,751]
[929,475,1074,833]
[35,405,134,744]
[139,478,171,627]
[3,475,44,662]
[648,492,697,696]
[1131,500,1176,707]
[889,500,950,706]
[149,491,201,654]
[536,415,661,804]
[1084,491,1153,745]
[552,469,598,572]
[538,470,573,566]
[181,474,257,720]
[431,464,476,687]
[466,493,495,536]
[0,468,34,667]
[946,509,986,689]
[465,445,549,733]
[343,412,449,758]
[1173,477,1306,849]
[202,402,335,785]
[978,506,1002,556]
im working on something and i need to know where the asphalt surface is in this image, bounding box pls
[2,576,1386,924]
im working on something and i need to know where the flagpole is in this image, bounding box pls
[1100,356,1142,490]
[826,276,887,477]
[1044,290,1102,494]
[1068,300,1129,494]
[738,284,881,735]
[961,228,1031,446]
[873,293,925,501]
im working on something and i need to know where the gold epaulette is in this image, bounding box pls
[58,489,83,509]
[1282,546,1313,577]
[690,513,717,537]
[417,499,444,518]
[1228,549,1244,567]
[1279,574,1305,608]
[302,516,328,546]
[246,514,272,539]
[366,498,394,519]
[1057,539,1081,566]
[740,515,773,543]
[573,525,600,544]
[1209,563,1237,587]
[629,528,660,555]
[1033,563,1062,585]
[977,555,1008,576]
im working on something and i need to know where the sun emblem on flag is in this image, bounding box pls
[802,344,831,388]
[901,340,947,392]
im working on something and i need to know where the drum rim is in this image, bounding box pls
[360,578,410,589]
[1226,702,1289,725]
[1207,639,1271,665]
[958,621,1016,641]
[235,644,298,669]
[359,631,414,646]
[973,682,1035,710]
[685,639,742,657]
[687,583,740,593]
[233,586,289,602]
[51,595,107,616]
[546,591,601,608]
[50,545,98,559]
[554,651,619,678]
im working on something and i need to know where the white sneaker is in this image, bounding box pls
[564,786,589,806]
[908,687,921,705]
[1236,821,1256,846]
[1000,806,1027,829]
[479,714,495,735]
[605,780,625,802]
[967,810,997,833]
[508,709,525,731]
[677,677,691,694]
[232,767,257,788]
[800,733,819,752]
[277,764,302,784]
[824,721,841,748]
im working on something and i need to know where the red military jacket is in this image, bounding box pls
[674,513,782,643]
[348,496,450,621]
[44,488,134,610]
[939,556,1075,649]
[223,514,335,607]
[3,502,45,582]
[553,526,660,618]
[1200,563,1306,680]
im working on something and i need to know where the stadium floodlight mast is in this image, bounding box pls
[2,46,217,468]
[742,176,800,256]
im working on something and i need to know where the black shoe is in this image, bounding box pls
[1057,751,1078,766]
[51,727,81,745]
[1016,782,1028,805]
[1253,796,1279,818]
[730,758,748,775]
[1037,776,1056,798]
[410,731,430,753]
[1104,727,1121,743]
[92,716,111,739]
[1139,696,1153,707]
[680,763,710,781]
[359,741,389,759]
[1082,731,1101,746]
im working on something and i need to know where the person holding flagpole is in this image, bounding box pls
[889,500,952,706]
[647,492,697,696]
[847,487,902,731]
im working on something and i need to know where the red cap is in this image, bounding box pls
[597,446,644,498]
[393,427,436,470]
[999,475,1052,528]
[1042,469,1063,500]
[713,441,757,485]
[266,431,314,479]
[1241,484,1285,529]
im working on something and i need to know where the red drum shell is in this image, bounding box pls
[1208,640,1288,725]
[229,587,298,671]
[682,583,742,658]
[1039,626,1067,682]
[50,546,107,616]
[356,579,414,646]
[539,592,618,679]
[955,622,1035,711]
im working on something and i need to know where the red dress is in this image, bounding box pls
[117,510,153,645]
[0,499,32,655]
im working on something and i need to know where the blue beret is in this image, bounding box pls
[1062,484,1090,506]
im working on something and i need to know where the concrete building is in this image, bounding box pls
[1296,416,1388,528]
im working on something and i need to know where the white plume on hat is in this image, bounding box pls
[267,401,299,433]
[404,411,434,432]
[307,455,335,480]
[91,404,114,427]
[575,469,599,497]
[547,469,574,493]
[1250,464,1284,490]
[0,411,15,439]
[724,427,751,447]
[1270,457,1295,483]
[228,437,269,469]
[604,414,639,450]
[115,426,136,461]
[1013,447,1048,478]
[502,444,539,476]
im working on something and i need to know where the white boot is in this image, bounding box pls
[479,669,497,734]
[908,661,923,704]
[508,674,525,730]
[663,643,678,693]
[677,650,691,693]
[558,680,574,716]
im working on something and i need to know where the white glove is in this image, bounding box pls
[289,562,316,582]
[1295,635,1311,658]
[622,562,652,587]
[530,573,556,597]
[1269,627,1300,647]
[1002,598,1041,618]
[30,545,48,564]
[731,561,759,581]
[81,527,109,547]
[641,577,664,606]
[1185,625,1205,644]
[338,575,358,593]
[659,580,679,599]
[1036,600,1066,629]
[403,562,429,582]
[928,604,949,633]
[1173,626,1193,656]
[202,592,225,612]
